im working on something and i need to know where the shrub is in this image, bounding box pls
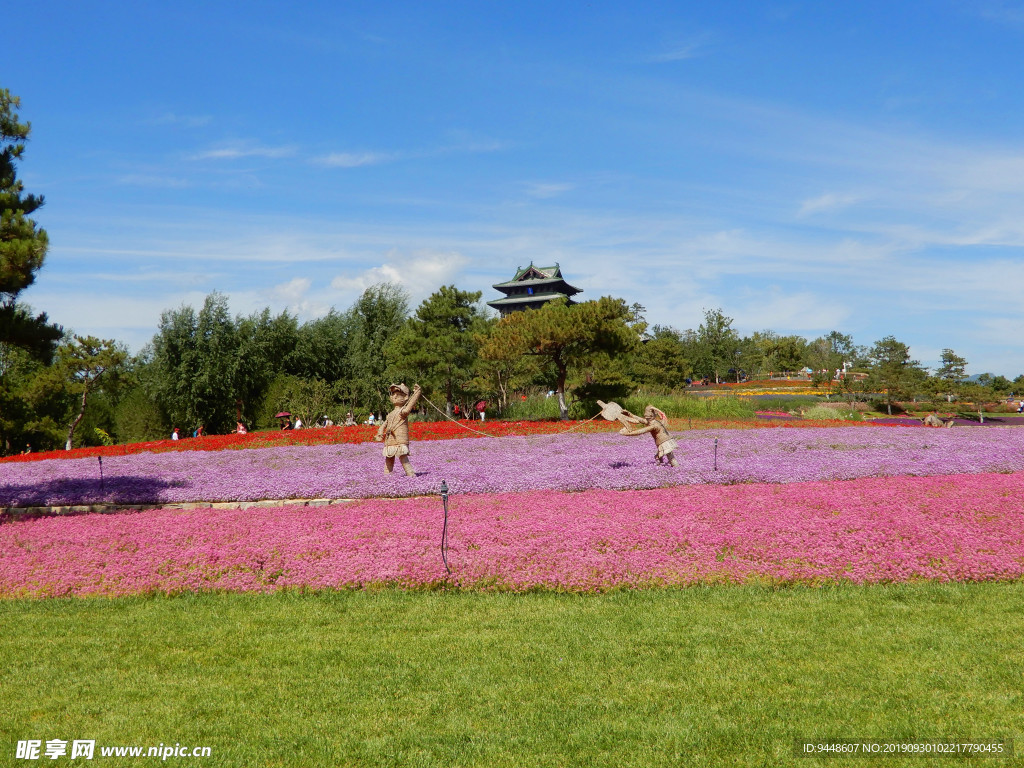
[801,405,864,421]
[620,394,756,421]
[747,396,821,412]
[500,393,757,422]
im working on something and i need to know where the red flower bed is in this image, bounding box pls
[0,415,911,465]
[0,419,622,464]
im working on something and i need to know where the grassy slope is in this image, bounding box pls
[2,585,1022,767]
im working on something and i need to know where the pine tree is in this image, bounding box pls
[384,285,485,415]
[868,336,927,415]
[936,349,968,403]
[482,297,641,419]
[0,89,61,361]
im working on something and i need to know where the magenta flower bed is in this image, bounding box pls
[3,472,1023,596]
[3,427,1024,507]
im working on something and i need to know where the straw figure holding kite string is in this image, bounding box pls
[598,400,681,467]
[374,383,422,476]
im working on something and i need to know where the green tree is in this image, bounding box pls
[741,330,808,379]
[289,310,353,383]
[233,308,298,426]
[481,297,642,419]
[57,335,127,450]
[150,294,303,433]
[385,285,485,416]
[0,89,61,361]
[935,349,967,403]
[988,375,1012,396]
[346,283,410,412]
[274,375,340,427]
[767,335,808,375]
[868,336,927,415]
[471,316,540,414]
[113,385,166,443]
[693,308,739,383]
[734,332,768,379]
[0,341,68,452]
[631,325,690,390]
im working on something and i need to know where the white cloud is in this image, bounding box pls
[51,269,216,286]
[145,112,213,128]
[313,151,392,168]
[646,33,713,62]
[253,278,333,320]
[21,290,212,352]
[331,249,470,306]
[524,182,574,199]
[971,1,1024,27]
[59,235,353,265]
[313,139,507,169]
[190,143,297,161]
[730,289,851,334]
[271,277,312,304]
[116,174,191,188]
[797,192,861,217]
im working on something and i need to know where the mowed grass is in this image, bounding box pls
[2,585,1022,767]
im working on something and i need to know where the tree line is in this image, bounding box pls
[3,286,1021,453]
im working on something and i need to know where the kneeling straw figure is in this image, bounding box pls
[374,383,422,476]
[619,405,680,466]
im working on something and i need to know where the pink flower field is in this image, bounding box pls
[3,472,1023,595]
[3,426,1023,506]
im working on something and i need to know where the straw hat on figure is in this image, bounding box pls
[619,405,680,466]
[374,383,422,476]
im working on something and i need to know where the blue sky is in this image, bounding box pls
[9,1,1024,375]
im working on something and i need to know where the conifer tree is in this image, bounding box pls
[385,285,485,415]
[0,89,61,361]
[936,348,968,403]
[482,297,641,419]
[868,335,927,415]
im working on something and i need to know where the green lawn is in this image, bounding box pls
[2,584,1021,767]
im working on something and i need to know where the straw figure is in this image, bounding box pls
[374,383,422,476]
[619,405,680,466]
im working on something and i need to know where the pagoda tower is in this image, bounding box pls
[487,263,582,316]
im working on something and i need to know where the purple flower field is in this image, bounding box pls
[3,426,1024,507]
[3,472,1023,596]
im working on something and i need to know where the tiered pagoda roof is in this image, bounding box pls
[487,263,582,316]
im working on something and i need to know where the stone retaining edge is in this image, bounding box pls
[0,498,356,522]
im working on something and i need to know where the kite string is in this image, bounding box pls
[418,392,605,437]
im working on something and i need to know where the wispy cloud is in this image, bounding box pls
[190,143,297,161]
[313,137,507,170]
[440,138,509,155]
[313,151,393,168]
[646,33,713,63]
[116,174,191,188]
[145,112,213,128]
[67,270,216,286]
[969,0,1024,26]
[730,288,851,333]
[524,182,574,199]
[797,192,861,217]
